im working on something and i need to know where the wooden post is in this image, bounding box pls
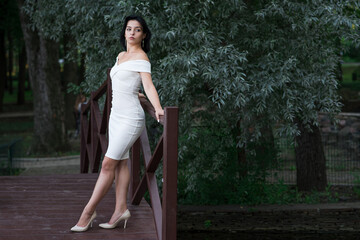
[162,107,179,240]
[106,68,112,126]
[129,138,141,198]
[80,104,88,173]
[90,92,97,172]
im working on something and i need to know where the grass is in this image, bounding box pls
[3,90,33,105]
[0,117,33,134]
[341,62,360,82]
[0,168,24,176]
[3,77,33,104]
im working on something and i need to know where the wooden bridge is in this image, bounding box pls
[0,69,179,240]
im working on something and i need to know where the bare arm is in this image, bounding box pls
[140,72,164,121]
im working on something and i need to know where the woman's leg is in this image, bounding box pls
[75,156,120,227]
[107,158,130,224]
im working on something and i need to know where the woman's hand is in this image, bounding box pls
[155,108,164,122]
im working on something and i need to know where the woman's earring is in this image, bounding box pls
[142,39,144,48]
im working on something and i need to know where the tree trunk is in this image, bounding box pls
[17,0,68,153]
[235,120,247,178]
[17,44,26,105]
[63,34,79,133]
[254,124,277,179]
[295,119,327,191]
[0,29,6,112]
[79,53,85,83]
[7,32,13,94]
[237,146,247,178]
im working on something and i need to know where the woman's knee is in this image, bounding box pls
[101,157,118,172]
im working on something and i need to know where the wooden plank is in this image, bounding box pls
[146,136,163,173]
[129,138,141,199]
[80,101,91,114]
[147,172,162,240]
[140,128,152,164]
[98,133,108,154]
[80,109,90,173]
[0,174,157,240]
[131,173,147,205]
[92,101,103,131]
[100,99,108,134]
[140,97,161,124]
[91,80,107,101]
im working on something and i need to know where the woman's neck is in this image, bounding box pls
[126,44,142,53]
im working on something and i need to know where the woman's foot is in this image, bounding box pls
[109,209,128,224]
[99,209,131,229]
[76,209,96,227]
[71,211,97,232]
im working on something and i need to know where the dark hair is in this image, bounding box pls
[120,15,151,53]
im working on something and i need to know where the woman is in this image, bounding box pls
[71,15,164,232]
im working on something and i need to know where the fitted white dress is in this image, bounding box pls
[105,58,150,160]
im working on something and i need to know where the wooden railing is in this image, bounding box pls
[80,68,179,240]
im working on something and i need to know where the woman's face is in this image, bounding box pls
[125,20,146,46]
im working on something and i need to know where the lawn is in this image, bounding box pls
[341,62,360,82]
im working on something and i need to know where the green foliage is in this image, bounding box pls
[177,124,239,205]
[0,167,24,176]
[352,175,360,198]
[341,63,360,82]
[1,0,23,42]
[3,79,33,104]
[229,180,299,205]
[204,220,212,229]
[23,0,360,205]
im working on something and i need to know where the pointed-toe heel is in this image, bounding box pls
[99,209,131,229]
[71,211,97,232]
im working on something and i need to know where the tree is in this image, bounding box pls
[17,0,68,153]
[245,1,359,191]
[0,28,6,113]
[62,34,80,133]
[25,0,360,198]
[2,0,25,106]
[17,44,26,105]
[0,0,8,112]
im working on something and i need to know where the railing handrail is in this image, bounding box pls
[80,69,178,240]
[80,79,107,114]
[139,96,164,124]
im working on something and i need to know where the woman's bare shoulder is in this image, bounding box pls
[117,51,126,58]
[137,51,150,62]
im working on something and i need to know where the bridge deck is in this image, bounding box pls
[0,174,157,240]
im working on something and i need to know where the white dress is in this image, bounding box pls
[105,59,150,160]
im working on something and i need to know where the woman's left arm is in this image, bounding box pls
[140,72,164,122]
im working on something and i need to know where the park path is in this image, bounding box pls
[0,111,33,119]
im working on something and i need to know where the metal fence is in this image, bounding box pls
[268,132,360,186]
[0,139,22,173]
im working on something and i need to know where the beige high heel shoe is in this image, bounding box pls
[99,209,131,229]
[71,211,97,232]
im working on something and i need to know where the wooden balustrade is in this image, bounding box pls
[80,68,178,240]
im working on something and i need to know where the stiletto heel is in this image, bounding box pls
[71,211,97,232]
[124,219,128,229]
[99,209,131,229]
